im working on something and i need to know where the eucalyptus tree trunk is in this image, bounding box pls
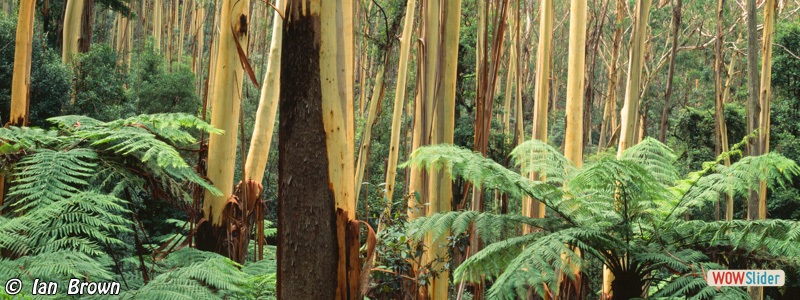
[713,0,728,222]
[9,0,33,126]
[2,0,9,17]
[114,12,125,56]
[513,2,523,147]
[525,0,553,223]
[502,6,515,140]
[243,0,286,185]
[598,0,624,154]
[608,0,651,297]
[62,0,84,64]
[154,0,162,50]
[722,44,738,221]
[178,0,188,64]
[658,0,682,142]
[2,0,35,210]
[382,0,416,218]
[744,0,764,296]
[199,0,250,252]
[277,1,360,298]
[757,0,776,222]
[561,0,587,297]
[192,0,205,76]
[206,3,222,110]
[564,0,587,168]
[357,1,373,116]
[79,0,94,53]
[616,0,651,157]
[354,57,386,207]
[745,0,760,222]
[426,1,461,299]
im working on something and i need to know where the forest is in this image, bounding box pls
[1,0,800,299]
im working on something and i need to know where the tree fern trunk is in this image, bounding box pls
[609,0,651,296]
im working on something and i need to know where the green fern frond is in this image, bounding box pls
[510,139,576,184]
[6,149,97,211]
[620,137,679,186]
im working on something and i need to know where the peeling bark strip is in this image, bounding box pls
[278,1,359,299]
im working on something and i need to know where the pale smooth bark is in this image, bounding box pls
[713,0,729,221]
[564,0,587,167]
[426,1,461,298]
[203,0,251,225]
[526,0,553,222]
[168,0,178,64]
[243,0,287,185]
[1,0,33,212]
[382,0,416,210]
[62,0,84,64]
[354,58,387,206]
[599,0,625,154]
[154,0,162,50]
[9,0,34,126]
[178,0,188,64]
[192,0,206,75]
[608,0,652,296]
[502,6,515,139]
[757,0,776,221]
[616,0,652,157]
[723,45,738,221]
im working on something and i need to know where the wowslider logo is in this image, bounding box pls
[707,270,785,286]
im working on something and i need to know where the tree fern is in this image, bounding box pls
[401,138,800,299]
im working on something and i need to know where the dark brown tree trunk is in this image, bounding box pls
[277,1,359,298]
[658,0,682,143]
[79,0,95,53]
[745,0,760,222]
[277,10,338,300]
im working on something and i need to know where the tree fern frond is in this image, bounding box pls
[6,149,97,211]
[401,145,563,203]
[620,137,679,186]
[510,139,576,185]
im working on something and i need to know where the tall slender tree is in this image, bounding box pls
[745,0,760,222]
[199,0,250,252]
[658,0,682,142]
[564,0,587,168]
[526,0,553,222]
[244,0,286,186]
[382,0,416,219]
[426,1,461,298]
[617,0,652,157]
[607,0,652,297]
[154,0,162,50]
[757,0,776,221]
[62,0,84,64]
[2,0,35,210]
[713,0,731,221]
